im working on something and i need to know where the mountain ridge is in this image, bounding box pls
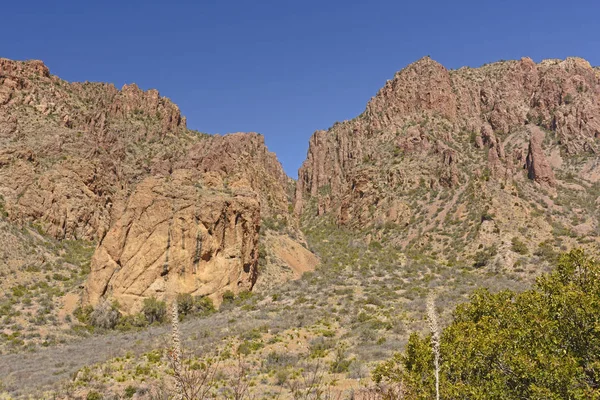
[1,53,600,398]
[295,55,599,272]
[0,56,313,316]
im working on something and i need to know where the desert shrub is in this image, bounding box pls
[535,240,558,262]
[222,290,235,304]
[369,241,383,250]
[472,245,497,268]
[238,339,263,355]
[177,293,195,315]
[374,249,600,399]
[73,305,95,324]
[86,391,103,400]
[89,300,121,329]
[0,301,17,317]
[480,210,494,222]
[116,313,148,331]
[309,337,335,358]
[276,369,290,385]
[194,295,216,315]
[124,385,137,398]
[330,345,352,373]
[564,93,574,104]
[511,236,528,255]
[142,297,167,324]
[258,243,267,264]
[61,239,95,273]
[265,351,297,371]
[176,293,216,318]
[145,350,163,363]
[0,195,7,218]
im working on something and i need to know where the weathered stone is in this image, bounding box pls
[525,126,556,187]
[85,175,261,313]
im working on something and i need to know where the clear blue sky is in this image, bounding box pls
[2,0,598,177]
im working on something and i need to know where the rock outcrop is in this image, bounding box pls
[85,175,261,312]
[525,126,556,187]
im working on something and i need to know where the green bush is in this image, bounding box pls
[472,245,497,268]
[238,339,263,355]
[124,385,137,398]
[86,391,103,400]
[374,249,600,399]
[73,305,94,324]
[511,236,528,255]
[176,293,195,316]
[194,295,216,315]
[222,290,235,304]
[142,297,167,325]
[177,293,215,317]
[330,345,352,373]
[116,313,148,331]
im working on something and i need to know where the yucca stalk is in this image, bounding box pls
[427,294,441,400]
[170,299,184,400]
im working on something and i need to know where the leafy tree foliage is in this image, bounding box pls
[374,249,600,399]
[176,293,216,318]
[142,296,167,325]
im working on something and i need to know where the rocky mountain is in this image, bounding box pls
[1,55,600,398]
[0,58,313,314]
[296,57,600,269]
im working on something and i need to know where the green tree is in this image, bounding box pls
[374,249,600,399]
[142,297,167,324]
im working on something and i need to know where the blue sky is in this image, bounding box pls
[2,0,599,177]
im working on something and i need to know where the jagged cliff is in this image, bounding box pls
[0,58,311,313]
[296,57,600,267]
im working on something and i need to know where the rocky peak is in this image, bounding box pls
[0,58,50,78]
[0,58,185,137]
[110,83,184,134]
[296,56,600,265]
[365,56,456,130]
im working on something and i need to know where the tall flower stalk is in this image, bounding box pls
[427,294,441,400]
[170,299,183,400]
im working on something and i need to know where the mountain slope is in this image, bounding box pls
[0,58,313,318]
[296,56,600,271]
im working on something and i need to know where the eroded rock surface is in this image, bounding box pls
[85,174,261,312]
[525,126,556,187]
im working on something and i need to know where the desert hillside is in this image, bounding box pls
[297,56,600,272]
[0,57,315,350]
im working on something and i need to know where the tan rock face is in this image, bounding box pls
[252,231,319,293]
[85,175,260,313]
